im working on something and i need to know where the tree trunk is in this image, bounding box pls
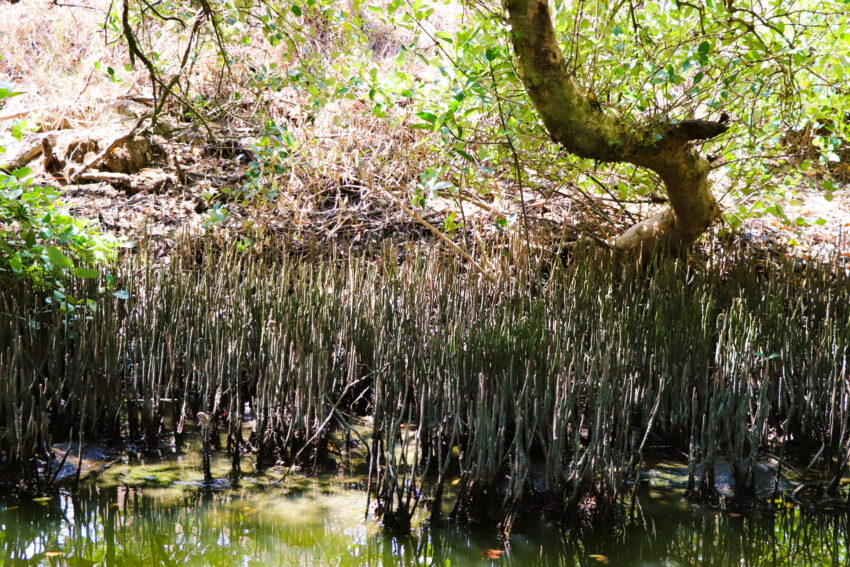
[502,0,729,252]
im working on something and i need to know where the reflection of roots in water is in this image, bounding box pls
[2,481,850,566]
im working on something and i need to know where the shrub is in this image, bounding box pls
[0,86,121,299]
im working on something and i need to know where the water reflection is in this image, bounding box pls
[1,483,849,566]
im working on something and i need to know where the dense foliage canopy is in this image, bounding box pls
[2,0,849,281]
[111,0,849,229]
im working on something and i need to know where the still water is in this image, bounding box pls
[1,453,849,566]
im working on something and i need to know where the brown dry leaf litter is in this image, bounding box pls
[2,0,849,260]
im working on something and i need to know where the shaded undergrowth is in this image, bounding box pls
[1,241,850,532]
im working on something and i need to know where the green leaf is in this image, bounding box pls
[72,267,100,279]
[485,46,499,62]
[416,111,438,123]
[291,4,302,16]
[444,211,462,232]
[0,87,23,99]
[46,246,73,269]
[12,167,32,179]
[9,256,23,273]
[453,148,476,163]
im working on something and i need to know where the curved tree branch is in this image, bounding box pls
[502,0,729,251]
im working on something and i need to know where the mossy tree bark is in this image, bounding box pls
[502,0,729,252]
